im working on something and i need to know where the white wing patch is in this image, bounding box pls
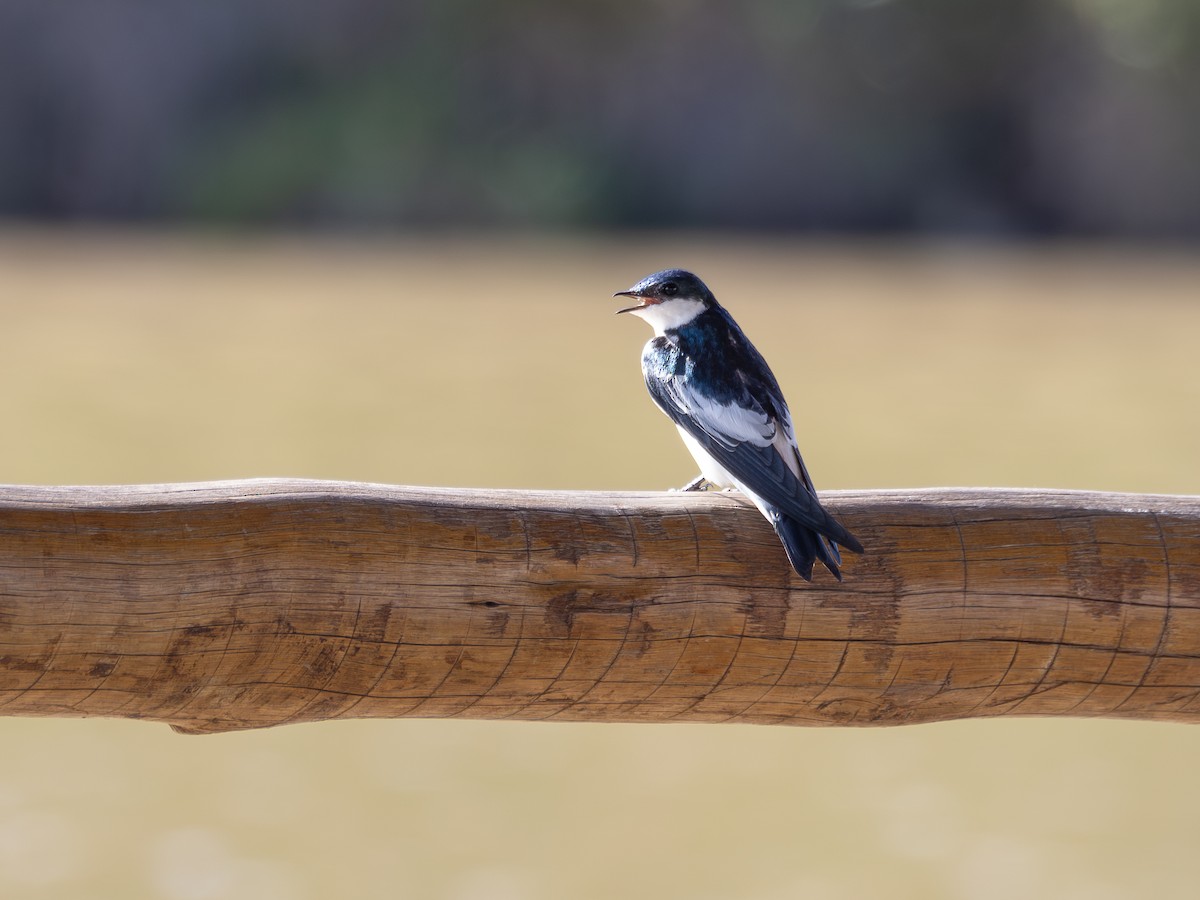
[688,393,776,447]
[670,382,800,487]
[778,407,797,443]
[771,427,803,480]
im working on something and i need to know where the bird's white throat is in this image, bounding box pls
[628,297,707,336]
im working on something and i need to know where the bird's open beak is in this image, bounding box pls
[613,289,658,315]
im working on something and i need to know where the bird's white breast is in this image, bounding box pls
[676,426,779,524]
[677,427,737,488]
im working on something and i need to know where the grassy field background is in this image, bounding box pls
[1,229,1199,899]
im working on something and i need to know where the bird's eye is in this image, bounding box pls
[661,282,679,296]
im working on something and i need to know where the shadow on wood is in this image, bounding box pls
[0,479,1197,733]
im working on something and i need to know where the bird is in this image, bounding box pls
[615,268,863,580]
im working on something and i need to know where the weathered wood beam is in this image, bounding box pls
[0,480,1197,733]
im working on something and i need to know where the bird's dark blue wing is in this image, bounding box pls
[646,370,863,554]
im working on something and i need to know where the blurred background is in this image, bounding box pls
[3,0,1200,234]
[2,1,1200,899]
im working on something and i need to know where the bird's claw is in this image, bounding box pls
[671,475,710,493]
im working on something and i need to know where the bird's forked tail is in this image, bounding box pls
[771,511,860,582]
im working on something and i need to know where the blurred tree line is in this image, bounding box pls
[1,0,1198,236]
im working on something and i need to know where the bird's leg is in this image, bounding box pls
[675,474,710,492]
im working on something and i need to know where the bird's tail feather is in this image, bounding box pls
[773,514,847,582]
[815,510,864,556]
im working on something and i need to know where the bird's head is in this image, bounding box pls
[614,269,715,334]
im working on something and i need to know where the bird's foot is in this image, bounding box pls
[671,475,710,492]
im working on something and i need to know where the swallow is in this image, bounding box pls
[615,268,863,580]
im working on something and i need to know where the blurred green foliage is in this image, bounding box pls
[1,0,1200,233]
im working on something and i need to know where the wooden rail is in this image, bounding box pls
[0,480,1197,733]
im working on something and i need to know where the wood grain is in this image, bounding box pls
[0,480,1197,733]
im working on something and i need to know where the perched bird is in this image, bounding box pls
[615,269,863,580]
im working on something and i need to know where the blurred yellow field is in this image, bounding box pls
[1,230,1199,900]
